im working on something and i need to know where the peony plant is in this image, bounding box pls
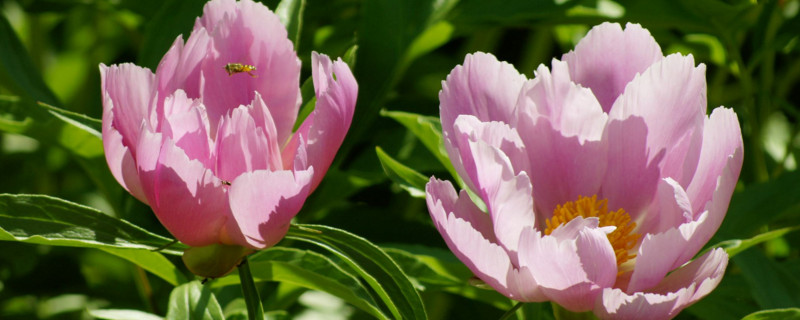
[100,0,357,276]
[426,22,743,319]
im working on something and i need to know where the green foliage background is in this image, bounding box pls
[0,0,799,319]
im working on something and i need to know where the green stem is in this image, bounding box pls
[499,302,524,320]
[238,256,264,320]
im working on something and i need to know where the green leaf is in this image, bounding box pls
[343,45,358,69]
[213,247,386,319]
[286,224,427,320]
[405,21,454,66]
[0,95,102,156]
[619,0,755,34]
[0,95,124,215]
[276,0,306,48]
[0,13,60,106]
[346,0,456,154]
[733,249,800,309]
[89,309,163,320]
[38,101,102,139]
[706,226,800,258]
[0,194,185,255]
[166,281,225,320]
[380,110,458,181]
[717,169,800,239]
[742,308,800,320]
[0,95,34,134]
[375,146,429,198]
[383,245,513,311]
[101,247,188,286]
[449,0,573,27]
[685,272,758,320]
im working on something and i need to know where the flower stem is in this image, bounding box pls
[238,256,264,320]
[499,302,524,320]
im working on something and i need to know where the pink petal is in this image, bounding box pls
[608,54,707,189]
[674,145,743,265]
[637,178,694,236]
[199,0,301,142]
[101,108,147,203]
[598,249,728,320]
[628,119,741,292]
[439,52,527,140]
[155,28,211,111]
[213,105,272,183]
[517,111,607,220]
[161,90,214,169]
[601,116,662,221]
[195,0,237,32]
[451,114,530,188]
[627,209,705,293]
[518,60,607,142]
[425,178,530,300]
[563,22,663,112]
[650,248,728,297]
[519,218,617,311]
[247,92,284,170]
[506,267,545,302]
[287,53,357,192]
[134,128,230,247]
[686,107,744,216]
[100,63,157,151]
[448,119,535,256]
[227,168,314,249]
[596,287,689,320]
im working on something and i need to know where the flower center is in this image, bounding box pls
[544,195,640,267]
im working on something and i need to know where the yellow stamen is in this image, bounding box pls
[544,195,640,267]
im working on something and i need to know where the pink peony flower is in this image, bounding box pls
[426,22,742,319]
[100,0,357,250]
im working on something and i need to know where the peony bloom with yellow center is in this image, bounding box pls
[426,22,743,319]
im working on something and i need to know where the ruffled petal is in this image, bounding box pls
[199,0,301,141]
[451,115,530,187]
[213,105,273,183]
[100,63,157,150]
[686,107,744,215]
[518,60,607,142]
[426,178,523,298]
[195,0,238,30]
[518,218,617,311]
[134,128,230,247]
[629,125,741,292]
[155,28,211,111]
[287,53,357,191]
[637,178,694,236]
[226,168,314,249]
[448,118,535,256]
[161,90,214,169]
[597,249,727,320]
[101,106,147,203]
[247,92,284,170]
[439,52,526,139]
[597,287,689,320]
[608,54,707,189]
[562,22,663,112]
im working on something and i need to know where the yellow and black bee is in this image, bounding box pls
[224,63,257,77]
